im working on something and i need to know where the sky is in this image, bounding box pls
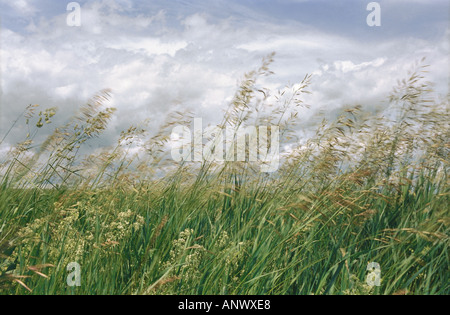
[0,0,449,154]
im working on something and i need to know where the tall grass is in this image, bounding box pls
[0,55,448,295]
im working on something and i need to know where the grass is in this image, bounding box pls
[0,55,448,295]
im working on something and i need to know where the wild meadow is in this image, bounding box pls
[0,54,448,295]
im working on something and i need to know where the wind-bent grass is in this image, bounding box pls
[0,55,448,295]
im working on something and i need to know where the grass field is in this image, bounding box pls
[0,56,448,295]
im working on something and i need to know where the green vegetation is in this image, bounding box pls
[0,55,448,295]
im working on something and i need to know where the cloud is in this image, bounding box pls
[4,0,37,16]
[333,58,386,73]
[0,0,448,154]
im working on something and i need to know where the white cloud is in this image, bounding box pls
[334,58,386,73]
[106,38,188,57]
[5,0,37,16]
[0,0,448,150]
